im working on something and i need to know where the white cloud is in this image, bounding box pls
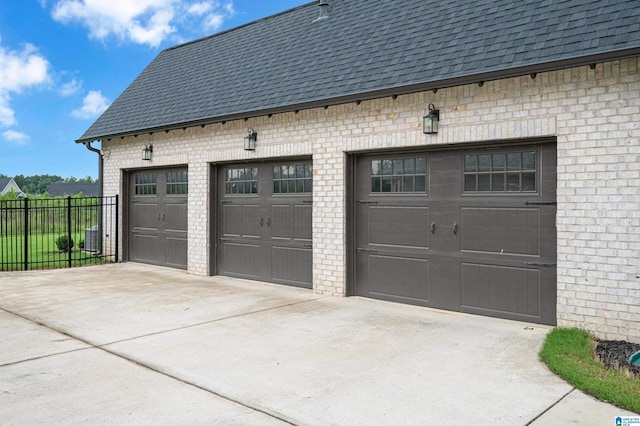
[60,78,82,96]
[2,130,30,146]
[188,1,212,15]
[72,90,110,119]
[50,0,236,47]
[0,40,51,126]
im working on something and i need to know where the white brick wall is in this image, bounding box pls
[102,58,640,343]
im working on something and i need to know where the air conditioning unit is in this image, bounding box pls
[84,226,99,252]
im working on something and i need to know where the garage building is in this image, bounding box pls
[77,0,640,342]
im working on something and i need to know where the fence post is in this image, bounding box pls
[23,197,29,271]
[67,196,72,268]
[115,195,119,263]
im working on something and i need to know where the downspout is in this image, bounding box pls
[83,141,103,255]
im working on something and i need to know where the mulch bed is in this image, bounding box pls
[594,339,640,378]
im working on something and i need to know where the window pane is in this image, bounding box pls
[507,173,520,191]
[464,174,476,191]
[371,177,381,192]
[415,176,426,192]
[381,177,392,192]
[371,160,381,176]
[522,172,536,191]
[296,165,304,178]
[393,159,403,174]
[492,154,505,171]
[403,176,414,192]
[478,174,491,191]
[404,158,415,174]
[464,155,477,172]
[523,152,536,170]
[392,177,403,192]
[478,154,491,172]
[273,166,280,179]
[415,157,426,174]
[382,160,392,175]
[296,180,304,193]
[491,174,505,191]
[507,153,521,171]
[305,164,313,178]
[273,181,281,193]
[288,180,296,193]
[304,179,312,193]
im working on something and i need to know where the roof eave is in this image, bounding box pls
[75,47,640,144]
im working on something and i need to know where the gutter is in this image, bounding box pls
[83,141,103,255]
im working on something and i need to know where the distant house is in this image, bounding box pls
[47,183,99,197]
[0,177,24,196]
[76,0,640,343]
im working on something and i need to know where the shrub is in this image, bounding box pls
[55,235,74,252]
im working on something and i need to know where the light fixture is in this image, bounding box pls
[244,128,257,151]
[142,144,153,160]
[423,103,440,135]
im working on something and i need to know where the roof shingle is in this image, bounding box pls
[78,0,640,142]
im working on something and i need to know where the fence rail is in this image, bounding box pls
[0,196,118,271]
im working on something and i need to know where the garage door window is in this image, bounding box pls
[167,171,188,195]
[134,173,157,195]
[225,167,258,195]
[273,163,312,194]
[464,151,536,193]
[371,157,426,193]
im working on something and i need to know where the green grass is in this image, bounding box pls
[539,328,640,414]
[0,232,103,270]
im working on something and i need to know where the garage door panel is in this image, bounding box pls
[461,207,540,255]
[272,246,312,288]
[364,255,429,302]
[271,204,293,239]
[131,203,159,230]
[368,206,430,249]
[242,205,261,238]
[164,202,188,233]
[461,263,540,318]
[294,204,312,241]
[165,236,187,268]
[131,234,160,263]
[220,242,261,278]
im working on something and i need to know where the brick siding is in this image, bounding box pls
[102,58,640,343]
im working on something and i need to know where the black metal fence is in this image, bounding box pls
[0,196,118,271]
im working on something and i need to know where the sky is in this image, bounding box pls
[0,0,309,180]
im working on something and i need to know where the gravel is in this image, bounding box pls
[595,339,640,378]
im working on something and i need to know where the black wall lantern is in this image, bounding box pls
[244,128,257,151]
[423,103,440,135]
[142,144,153,160]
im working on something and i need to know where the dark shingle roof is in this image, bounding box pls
[0,178,10,190]
[78,0,640,142]
[47,183,99,197]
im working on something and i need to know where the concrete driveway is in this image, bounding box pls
[0,263,634,425]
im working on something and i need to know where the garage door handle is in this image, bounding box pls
[259,217,264,226]
[430,222,436,234]
[452,221,458,235]
[524,201,557,206]
[357,200,378,205]
[304,243,312,248]
[266,218,271,227]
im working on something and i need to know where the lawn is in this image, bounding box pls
[540,328,640,414]
[0,232,104,270]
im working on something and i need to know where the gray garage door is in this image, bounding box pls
[217,161,312,288]
[354,142,557,325]
[129,168,188,269]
